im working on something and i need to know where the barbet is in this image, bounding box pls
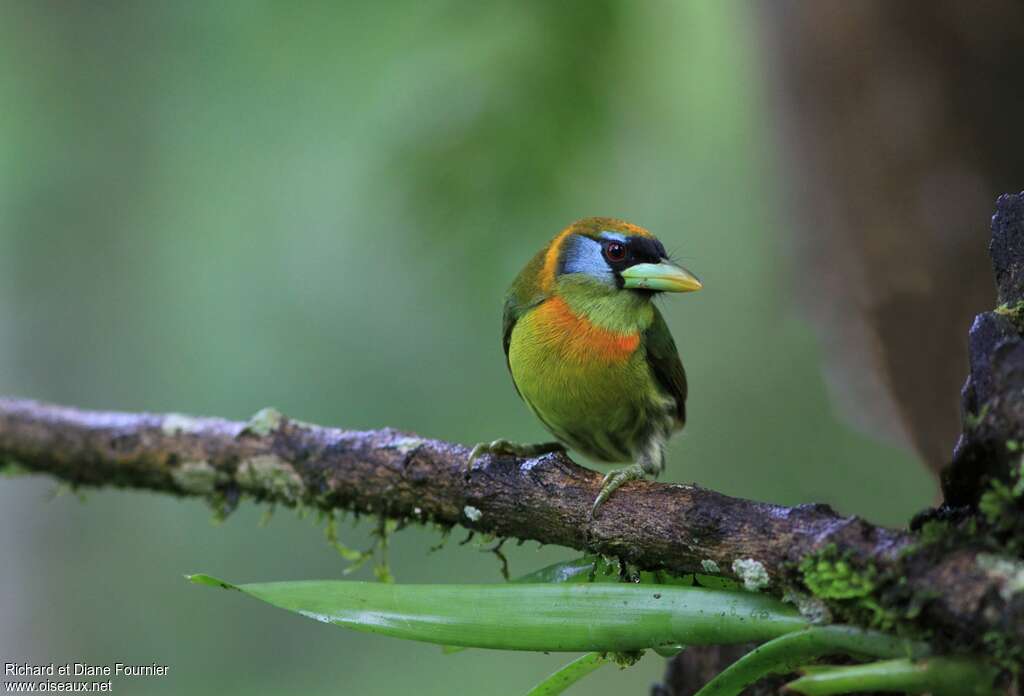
[470,217,702,512]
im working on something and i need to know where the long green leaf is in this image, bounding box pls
[784,657,1000,696]
[525,653,610,696]
[188,574,805,652]
[445,555,692,656]
[693,625,928,696]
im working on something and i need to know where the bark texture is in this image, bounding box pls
[948,193,1024,505]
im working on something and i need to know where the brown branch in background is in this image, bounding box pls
[762,1,1024,478]
[0,395,1020,652]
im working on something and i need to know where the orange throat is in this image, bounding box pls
[534,296,640,363]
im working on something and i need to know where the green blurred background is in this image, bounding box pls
[0,2,937,694]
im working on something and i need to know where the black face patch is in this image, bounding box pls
[597,235,668,275]
[629,236,667,264]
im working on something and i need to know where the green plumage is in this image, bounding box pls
[502,244,687,475]
[645,308,688,426]
[473,216,700,510]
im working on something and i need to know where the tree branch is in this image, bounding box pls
[0,396,1020,654]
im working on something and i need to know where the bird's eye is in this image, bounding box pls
[604,242,627,262]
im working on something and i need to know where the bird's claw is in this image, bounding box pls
[467,440,504,470]
[591,463,646,516]
[466,439,565,470]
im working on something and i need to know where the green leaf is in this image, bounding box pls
[692,625,928,696]
[444,556,628,655]
[187,575,805,652]
[784,657,1000,696]
[524,653,610,696]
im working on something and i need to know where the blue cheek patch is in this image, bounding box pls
[560,234,615,284]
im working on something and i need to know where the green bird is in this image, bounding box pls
[470,217,702,512]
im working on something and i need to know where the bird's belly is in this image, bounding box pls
[508,311,671,463]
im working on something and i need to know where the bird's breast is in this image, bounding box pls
[507,296,667,463]
[524,296,640,364]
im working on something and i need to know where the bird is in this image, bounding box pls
[469,217,702,513]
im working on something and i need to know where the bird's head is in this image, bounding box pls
[539,217,702,296]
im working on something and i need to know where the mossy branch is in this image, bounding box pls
[0,396,1021,660]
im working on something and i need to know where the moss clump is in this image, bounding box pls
[608,650,644,668]
[235,454,305,503]
[321,511,399,583]
[801,550,876,600]
[242,407,285,437]
[798,545,898,630]
[975,456,1024,552]
[916,519,953,546]
[984,629,1024,674]
[171,460,227,495]
[995,300,1024,331]
[964,402,992,430]
[0,459,31,477]
[980,480,1018,528]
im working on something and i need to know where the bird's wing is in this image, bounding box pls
[502,293,542,383]
[502,295,518,369]
[501,296,526,399]
[500,246,551,399]
[645,306,687,426]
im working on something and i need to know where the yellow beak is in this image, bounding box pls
[620,261,703,293]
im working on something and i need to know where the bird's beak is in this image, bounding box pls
[620,261,703,293]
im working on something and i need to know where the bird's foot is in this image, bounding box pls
[592,463,646,516]
[466,439,566,470]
